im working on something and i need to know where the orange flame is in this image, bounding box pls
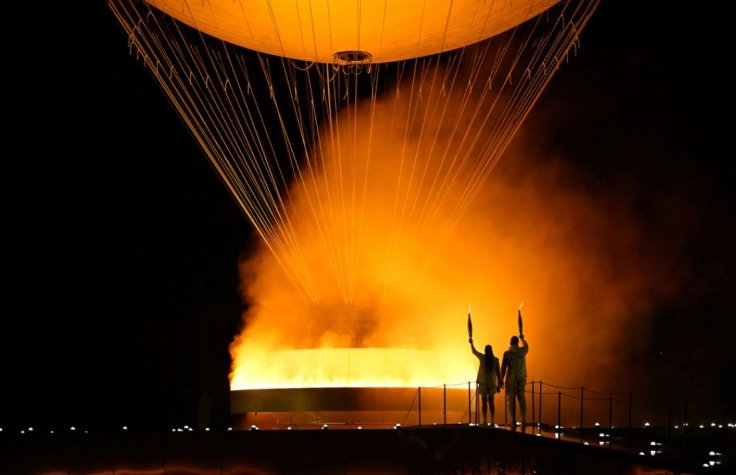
[230,348,470,389]
[229,66,686,394]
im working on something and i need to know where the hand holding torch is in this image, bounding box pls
[517,301,524,337]
[467,305,473,340]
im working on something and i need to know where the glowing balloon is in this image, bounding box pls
[109,0,599,390]
[143,0,559,63]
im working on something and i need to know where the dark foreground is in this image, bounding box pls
[2,425,731,474]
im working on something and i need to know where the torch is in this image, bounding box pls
[467,305,473,340]
[518,301,524,336]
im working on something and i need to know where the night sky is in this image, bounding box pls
[4,1,734,432]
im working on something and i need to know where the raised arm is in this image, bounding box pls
[520,334,529,354]
[469,338,483,358]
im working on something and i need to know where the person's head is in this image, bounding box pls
[510,335,519,346]
[484,344,492,355]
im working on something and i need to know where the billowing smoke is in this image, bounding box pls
[462,143,689,390]
[229,59,688,403]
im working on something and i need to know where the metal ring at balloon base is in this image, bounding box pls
[333,51,373,74]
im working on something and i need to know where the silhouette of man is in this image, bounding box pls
[500,333,529,431]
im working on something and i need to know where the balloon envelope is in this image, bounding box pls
[143,0,559,63]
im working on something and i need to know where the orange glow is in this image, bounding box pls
[107,0,610,393]
[230,348,469,389]
[229,62,687,392]
[143,0,558,63]
[229,63,522,390]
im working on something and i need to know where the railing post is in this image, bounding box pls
[418,387,422,427]
[468,381,472,425]
[531,381,536,431]
[628,391,633,452]
[580,386,584,444]
[443,384,447,425]
[667,398,672,451]
[557,391,562,436]
[539,380,543,434]
[683,396,688,427]
[683,396,689,458]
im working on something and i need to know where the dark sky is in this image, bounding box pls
[4,1,734,431]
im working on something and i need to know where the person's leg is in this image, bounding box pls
[481,395,488,425]
[475,383,481,424]
[489,393,496,425]
[518,380,527,432]
[507,384,517,430]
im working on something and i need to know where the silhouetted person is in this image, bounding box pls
[500,334,529,431]
[469,338,501,426]
[197,391,213,430]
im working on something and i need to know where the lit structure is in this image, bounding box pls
[110,0,600,422]
[138,0,560,63]
[230,385,472,429]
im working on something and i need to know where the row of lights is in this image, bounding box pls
[5,422,731,467]
[248,423,385,431]
[1,425,240,435]
[702,451,724,469]
[3,420,734,434]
